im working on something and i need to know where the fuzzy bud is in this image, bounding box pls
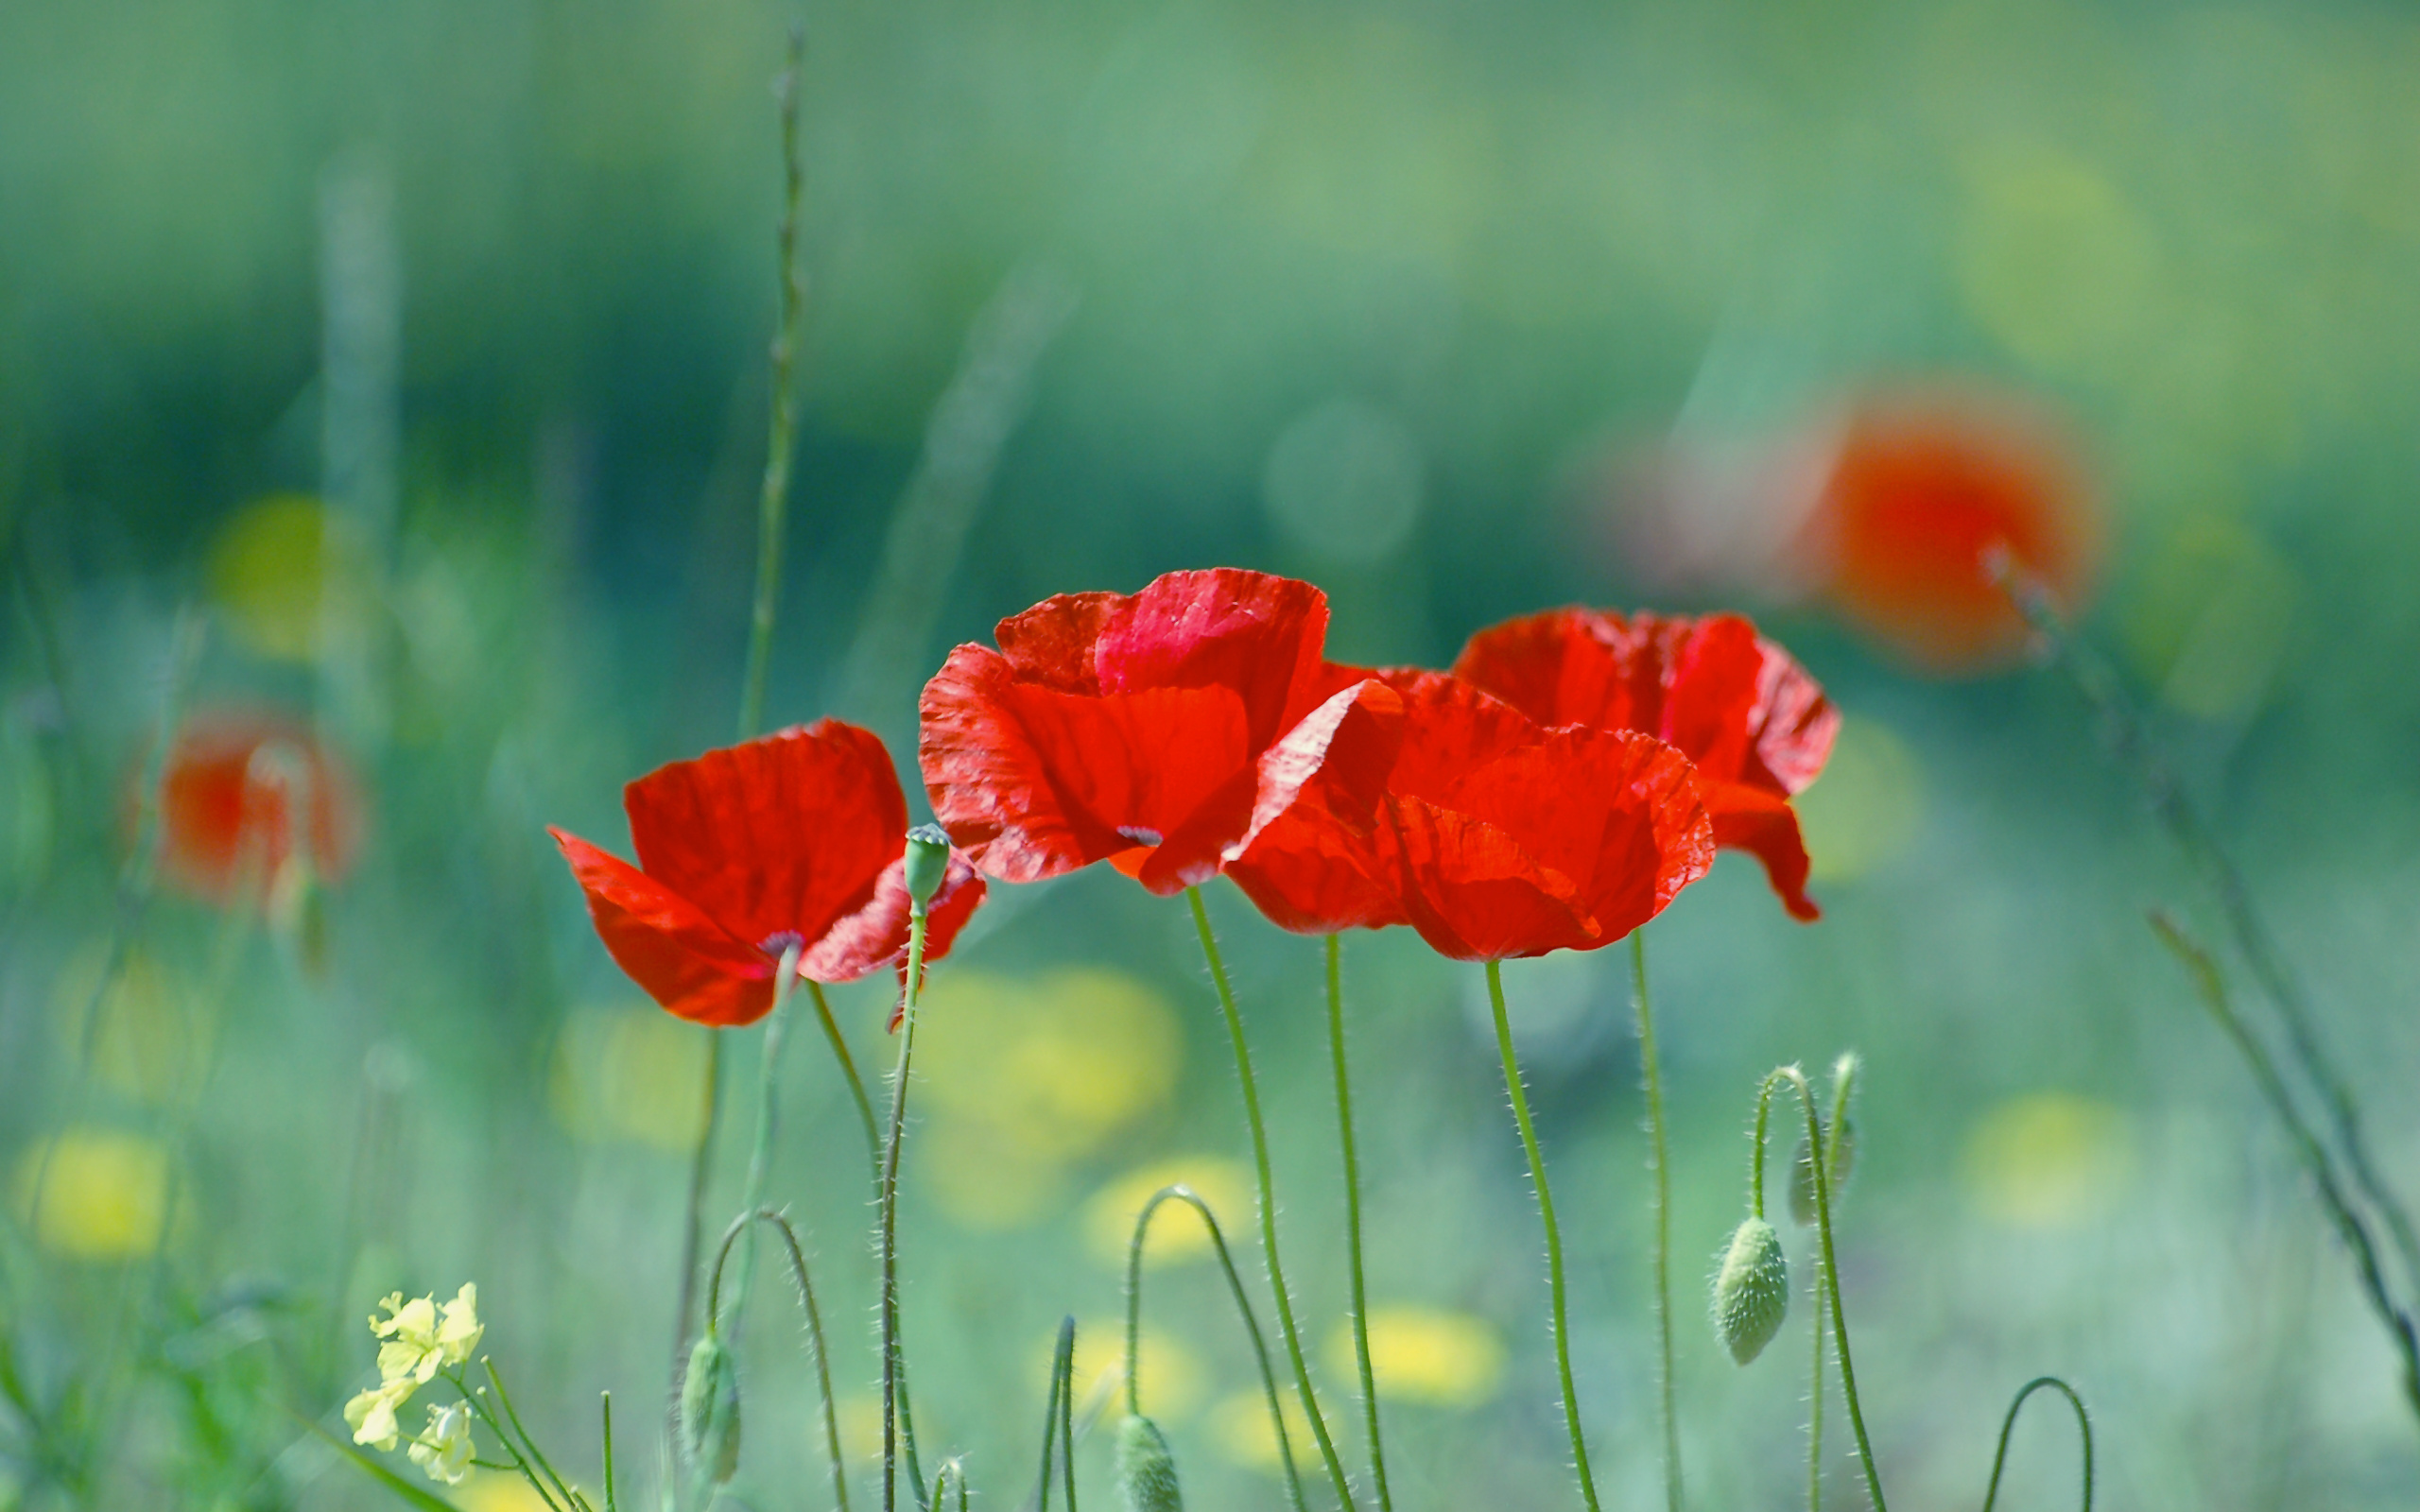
[1115,1414,1184,1512]
[1788,1115,1858,1227]
[1711,1217,1790,1366]
[681,1333,742,1485]
[903,825,952,914]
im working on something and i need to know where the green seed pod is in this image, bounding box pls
[1788,1115,1858,1227]
[1711,1217,1790,1366]
[1115,1413,1184,1512]
[903,824,953,913]
[681,1333,742,1485]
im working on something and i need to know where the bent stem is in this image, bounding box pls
[1754,1067,1884,1512]
[724,943,804,1334]
[1630,931,1681,1512]
[1326,935,1392,1512]
[1485,960,1601,1512]
[705,1208,853,1512]
[1979,1377,2093,1512]
[1184,887,1357,1511]
[880,905,932,1512]
[1125,1184,1309,1512]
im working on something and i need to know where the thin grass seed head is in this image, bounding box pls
[1115,1413,1184,1512]
[681,1332,742,1485]
[1788,1115,1858,1227]
[1712,1217,1790,1365]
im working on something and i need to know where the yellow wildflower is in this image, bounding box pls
[345,1377,415,1451]
[372,1283,482,1384]
[409,1400,475,1486]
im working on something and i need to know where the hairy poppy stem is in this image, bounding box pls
[1754,1067,1884,1512]
[1979,1376,2092,1512]
[1326,934,1392,1512]
[722,944,803,1336]
[666,1030,725,1499]
[1630,931,1681,1512]
[1807,1260,1824,1512]
[705,1208,854,1512]
[1125,1184,1309,1512]
[881,904,931,1512]
[1184,887,1357,1512]
[806,977,883,1182]
[1485,960,1601,1512]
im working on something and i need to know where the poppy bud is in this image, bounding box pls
[681,1333,742,1485]
[1787,1115,1858,1228]
[1114,1414,1184,1512]
[1711,1217,1789,1365]
[903,824,952,915]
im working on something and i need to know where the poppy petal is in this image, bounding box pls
[1375,795,1599,961]
[549,828,776,1027]
[802,850,988,985]
[625,721,910,952]
[1705,782,1820,922]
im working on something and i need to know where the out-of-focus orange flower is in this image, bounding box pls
[1794,391,2099,673]
[150,709,363,906]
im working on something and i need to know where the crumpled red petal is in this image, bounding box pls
[625,721,910,952]
[1206,679,1410,931]
[804,850,988,985]
[1704,782,1819,923]
[550,828,778,1026]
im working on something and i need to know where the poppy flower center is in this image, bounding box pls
[758,930,805,959]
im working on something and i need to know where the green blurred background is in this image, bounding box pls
[6,0,2420,1506]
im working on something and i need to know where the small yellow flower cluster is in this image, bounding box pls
[342,1283,484,1484]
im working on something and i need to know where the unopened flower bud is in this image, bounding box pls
[1788,1116,1858,1228]
[681,1333,742,1485]
[1711,1217,1789,1366]
[1115,1414,1184,1512]
[903,825,952,914]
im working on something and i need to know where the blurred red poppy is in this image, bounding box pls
[919,568,1367,895]
[152,708,363,907]
[1453,609,1837,920]
[550,720,984,1027]
[1794,392,2097,673]
[1220,673,1716,959]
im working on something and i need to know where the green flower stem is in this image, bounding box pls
[485,1356,579,1510]
[1629,931,1681,1512]
[1754,1068,1883,1512]
[1184,887,1357,1512]
[1979,1377,2092,1512]
[1035,1316,1075,1512]
[1059,1320,1078,1512]
[1124,1184,1309,1512]
[1325,935,1392,1512]
[880,906,932,1512]
[1807,1058,1856,1512]
[667,1029,725,1496]
[806,978,882,1178]
[705,1209,853,1512]
[601,1392,618,1512]
[1485,960,1602,1512]
[722,944,803,1334]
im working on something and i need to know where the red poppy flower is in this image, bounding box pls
[919,569,1366,895]
[151,708,363,907]
[1218,673,1716,959]
[550,720,984,1028]
[1794,391,2098,673]
[1452,609,1837,921]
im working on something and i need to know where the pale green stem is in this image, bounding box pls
[880,907,931,1512]
[1979,1376,2092,1512]
[1184,887,1357,1512]
[724,943,802,1333]
[1486,960,1601,1512]
[705,1209,853,1512]
[1630,930,1680,1512]
[601,1393,619,1512]
[1124,1184,1308,1512]
[1326,934,1392,1512]
[806,978,882,1177]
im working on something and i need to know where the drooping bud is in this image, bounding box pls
[1115,1414,1184,1512]
[1711,1217,1790,1366]
[903,824,952,915]
[1788,1115,1858,1227]
[681,1332,742,1485]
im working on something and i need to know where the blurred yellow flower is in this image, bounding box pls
[836,1392,886,1466]
[915,968,1182,1229]
[1082,1157,1254,1269]
[1963,1092,2135,1228]
[2123,517,2300,721]
[12,1128,171,1259]
[207,494,373,662]
[1045,1317,1203,1424]
[1208,1386,1316,1473]
[458,1473,560,1512]
[52,945,201,1106]
[1795,717,1924,885]
[549,1005,710,1151]
[408,1400,475,1485]
[345,1377,413,1451]
[1323,1307,1504,1409]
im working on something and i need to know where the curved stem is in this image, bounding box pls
[1486,961,1601,1512]
[1124,1184,1309,1512]
[1630,931,1681,1512]
[724,944,802,1334]
[1184,887,1357,1511]
[707,1209,854,1512]
[880,907,931,1512]
[1979,1376,2092,1512]
[1756,1067,1884,1512]
[806,978,882,1182]
[1326,934,1392,1512]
